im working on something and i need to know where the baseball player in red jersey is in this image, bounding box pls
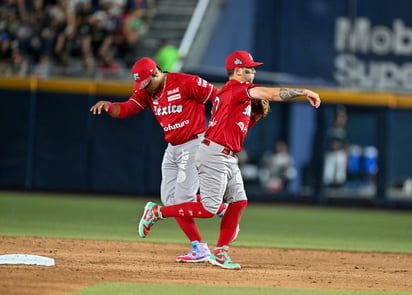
[90,57,228,263]
[137,51,321,269]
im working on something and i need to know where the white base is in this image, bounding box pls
[0,254,55,266]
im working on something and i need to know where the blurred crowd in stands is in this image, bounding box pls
[0,0,154,79]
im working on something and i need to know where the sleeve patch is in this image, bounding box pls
[197,77,208,88]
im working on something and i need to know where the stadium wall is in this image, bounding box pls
[1,78,412,207]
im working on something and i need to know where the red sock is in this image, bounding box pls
[216,200,247,247]
[174,217,202,242]
[160,202,214,218]
[197,194,226,216]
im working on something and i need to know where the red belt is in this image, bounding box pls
[172,134,200,146]
[189,134,199,141]
[202,139,237,157]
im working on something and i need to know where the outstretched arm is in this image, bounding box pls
[90,99,144,118]
[249,87,321,108]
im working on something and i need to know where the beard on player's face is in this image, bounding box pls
[144,70,164,94]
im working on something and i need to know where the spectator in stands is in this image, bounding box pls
[65,0,93,36]
[14,12,31,52]
[31,53,52,78]
[4,48,29,77]
[115,5,149,66]
[323,105,348,188]
[24,0,44,21]
[54,3,95,74]
[0,0,25,21]
[25,13,48,63]
[0,32,13,65]
[238,148,259,184]
[41,3,67,56]
[97,51,120,79]
[0,0,156,77]
[1,4,20,40]
[259,140,296,192]
[127,0,150,11]
[99,0,127,31]
[87,10,114,60]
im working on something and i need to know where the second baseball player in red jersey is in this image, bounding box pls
[207,79,259,153]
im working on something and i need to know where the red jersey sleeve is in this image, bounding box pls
[183,75,218,105]
[113,91,150,118]
[246,86,259,129]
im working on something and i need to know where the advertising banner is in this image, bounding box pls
[255,0,412,91]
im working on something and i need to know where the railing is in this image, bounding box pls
[173,0,211,72]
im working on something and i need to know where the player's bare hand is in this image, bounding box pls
[90,101,110,115]
[304,90,321,108]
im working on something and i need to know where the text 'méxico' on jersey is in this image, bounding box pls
[117,73,218,145]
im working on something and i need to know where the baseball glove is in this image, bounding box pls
[251,99,271,118]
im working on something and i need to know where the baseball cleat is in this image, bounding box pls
[208,246,241,270]
[138,202,162,238]
[176,241,211,263]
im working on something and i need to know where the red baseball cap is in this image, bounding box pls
[225,51,263,71]
[132,57,157,90]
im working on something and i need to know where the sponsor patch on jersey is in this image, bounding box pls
[168,94,181,102]
[163,120,190,131]
[167,87,179,95]
[236,121,248,133]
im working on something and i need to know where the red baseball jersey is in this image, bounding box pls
[118,73,218,145]
[205,79,257,153]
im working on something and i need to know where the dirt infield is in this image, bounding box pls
[1,236,411,295]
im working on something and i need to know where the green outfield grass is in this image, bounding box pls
[1,191,411,253]
[73,283,412,295]
[1,191,412,295]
